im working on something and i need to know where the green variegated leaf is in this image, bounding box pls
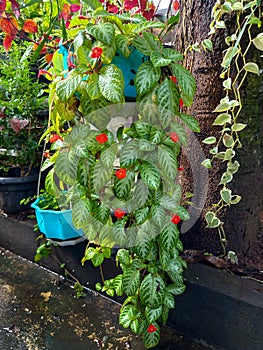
[160,195,178,211]
[132,34,152,56]
[114,169,135,199]
[143,32,163,52]
[100,144,118,168]
[140,161,161,190]
[163,48,183,62]
[117,248,130,266]
[150,204,166,227]
[119,305,132,328]
[166,259,184,282]
[100,40,117,64]
[123,267,141,296]
[170,122,187,146]
[212,113,232,125]
[157,78,180,128]
[231,123,247,131]
[175,206,190,220]
[98,64,124,103]
[140,274,165,308]
[115,34,131,58]
[77,45,93,67]
[113,221,127,247]
[166,283,186,295]
[112,275,123,296]
[159,245,170,269]
[87,22,115,45]
[203,136,217,144]
[220,172,233,185]
[133,21,164,34]
[127,181,149,212]
[178,113,200,132]
[243,62,260,75]
[145,306,162,323]
[94,202,111,224]
[163,291,175,308]
[143,323,160,348]
[54,149,79,185]
[158,144,178,180]
[135,206,149,225]
[171,63,196,106]
[44,168,57,196]
[93,161,113,193]
[56,72,83,101]
[220,188,232,204]
[149,126,166,144]
[135,237,152,259]
[150,52,172,67]
[135,61,161,96]
[87,73,102,100]
[130,319,140,334]
[160,223,179,251]
[72,198,92,228]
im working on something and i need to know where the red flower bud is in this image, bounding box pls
[90,46,103,59]
[170,75,177,83]
[147,324,158,333]
[115,168,127,180]
[169,132,179,143]
[173,0,180,11]
[171,214,181,225]
[178,167,184,171]
[179,98,184,108]
[96,133,108,144]
[114,208,125,219]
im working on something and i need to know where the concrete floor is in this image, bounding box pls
[0,247,215,350]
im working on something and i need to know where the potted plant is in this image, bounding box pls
[0,41,47,213]
[31,188,86,246]
[26,0,198,347]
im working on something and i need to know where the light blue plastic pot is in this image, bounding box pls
[31,198,84,241]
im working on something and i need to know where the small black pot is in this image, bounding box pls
[0,168,39,214]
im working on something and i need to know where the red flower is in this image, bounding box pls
[108,4,119,13]
[90,46,103,59]
[169,132,179,143]
[115,168,127,180]
[124,0,139,10]
[173,0,180,11]
[50,134,63,143]
[147,324,157,333]
[114,208,125,219]
[70,4,81,12]
[171,214,181,225]
[170,75,177,83]
[178,167,184,171]
[179,98,184,108]
[96,133,108,144]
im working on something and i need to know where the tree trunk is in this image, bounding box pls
[170,0,262,260]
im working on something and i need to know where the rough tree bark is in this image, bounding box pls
[170,0,262,262]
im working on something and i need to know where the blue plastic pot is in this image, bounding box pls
[31,198,84,241]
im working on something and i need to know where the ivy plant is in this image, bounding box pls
[202,0,262,253]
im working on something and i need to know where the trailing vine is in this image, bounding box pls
[201,0,262,254]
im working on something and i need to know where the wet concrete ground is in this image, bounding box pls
[0,247,215,350]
